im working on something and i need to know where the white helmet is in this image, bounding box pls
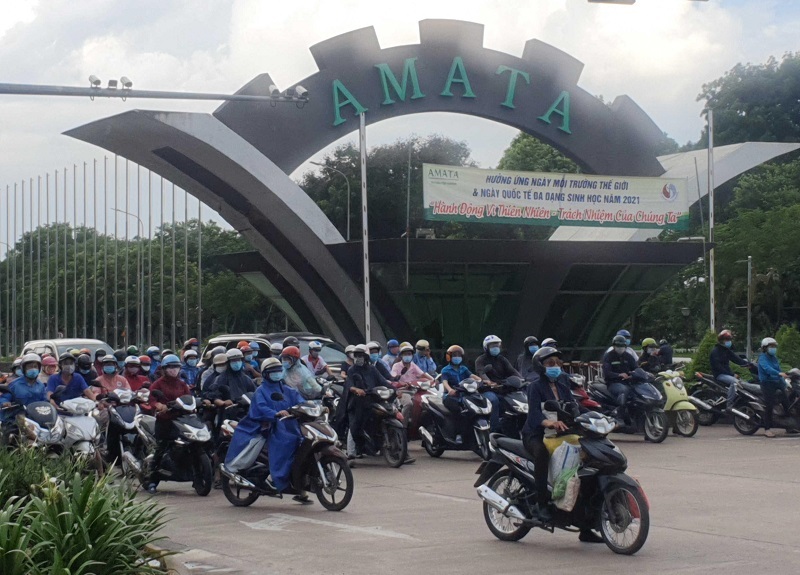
[367,341,381,351]
[353,344,369,356]
[309,341,323,351]
[345,345,356,355]
[226,348,244,361]
[21,352,42,367]
[483,335,502,351]
[124,355,141,366]
[541,337,557,348]
[761,337,778,349]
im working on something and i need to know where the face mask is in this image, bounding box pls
[103,365,117,375]
[79,367,91,375]
[624,339,631,346]
[243,354,253,361]
[545,366,562,380]
[451,356,463,366]
[647,347,657,355]
[229,361,243,372]
[310,350,319,357]
[282,361,291,370]
[215,365,226,374]
[14,368,22,377]
[489,347,501,357]
[723,341,732,348]
[191,346,199,352]
[126,367,139,374]
[187,359,198,367]
[153,355,161,362]
[370,353,380,362]
[25,368,40,379]
[117,361,125,369]
[142,365,151,373]
[61,364,75,375]
[614,346,626,354]
[401,355,412,364]
[268,371,283,382]
[528,345,539,354]
[354,357,365,367]
[166,367,181,378]
[768,347,778,356]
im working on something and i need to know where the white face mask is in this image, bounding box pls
[61,364,75,375]
[215,365,226,374]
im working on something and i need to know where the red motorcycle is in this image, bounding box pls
[398,377,439,440]
[569,374,602,412]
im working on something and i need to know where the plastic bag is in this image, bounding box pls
[554,469,581,512]
[548,442,581,486]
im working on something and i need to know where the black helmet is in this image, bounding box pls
[523,336,539,346]
[77,354,92,368]
[533,346,561,363]
[113,349,127,361]
[58,352,76,364]
[659,339,668,346]
[612,335,627,347]
[162,349,175,357]
[282,336,300,348]
[95,349,107,360]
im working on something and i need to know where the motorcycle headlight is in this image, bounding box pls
[512,399,529,414]
[65,421,83,440]
[377,389,392,401]
[177,423,210,442]
[673,378,684,390]
[49,417,65,441]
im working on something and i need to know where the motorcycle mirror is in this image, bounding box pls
[150,389,167,401]
[543,400,560,412]
[505,376,523,389]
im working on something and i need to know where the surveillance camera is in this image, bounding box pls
[120,76,132,89]
[89,75,101,87]
[107,79,118,89]
[269,84,281,98]
[295,85,308,99]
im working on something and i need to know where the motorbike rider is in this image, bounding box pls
[199,348,227,393]
[303,341,335,378]
[180,350,201,390]
[181,338,200,359]
[222,357,309,502]
[757,337,792,438]
[146,354,192,494]
[206,348,257,409]
[412,339,437,376]
[1,353,47,424]
[516,336,540,381]
[605,329,639,361]
[343,344,389,458]
[75,354,97,385]
[342,345,356,377]
[10,357,23,380]
[145,346,162,380]
[283,336,301,350]
[38,355,59,385]
[637,338,662,376]
[710,330,752,410]
[270,342,284,358]
[46,352,97,404]
[93,349,107,375]
[122,356,150,392]
[94,355,131,395]
[520,346,602,543]
[113,349,127,373]
[602,335,637,420]
[474,335,515,432]
[247,341,263,367]
[441,345,482,442]
[239,344,260,378]
[659,339,674,367]
[383,339,400,367]
[391,342,433,431]
[281,346,322,400]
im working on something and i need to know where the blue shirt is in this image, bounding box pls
[441,364,473,387]
[0,378,47,420]
[181,364,200,388]
[45,373,89,400]
[412,353,437,375]
[757,353,783,384]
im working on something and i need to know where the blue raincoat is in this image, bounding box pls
[225,377,304,491]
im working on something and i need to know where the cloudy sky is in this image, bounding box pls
[1,0,799,238]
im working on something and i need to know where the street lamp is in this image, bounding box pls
[736,256,753,360]
[111,208,146,351]
[681,307,691,351]
[310,161,352,241]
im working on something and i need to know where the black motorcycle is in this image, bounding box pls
[357,386,407,468]
[588,369,669,443]
[732,369,800,435]
[219,402,354,511]
[494,376,529,439]
[419,379,492,460]
[475,401,650,555]
[103,388,151,475]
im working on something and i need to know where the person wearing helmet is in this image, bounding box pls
[365,342,389,372]
[122,356,149,392]
[658,338,674,367]
[521,346,601,544]
[302,341,335,379]
[243,344,261,373]
[198,347,227,392]
[10,357,23,380]
[75,354,97,386]
[383,339,400,367]
[710,330,754,410]
[204,349,256,430]
[93,349,107,374]
[757,337,791,437]
[342,345,357,376]
[516,336,540,381]
[605,330,639,361]
[439,345,481,441]
[1,353,47,425]
[283,336,300,349]
[38,355,60,386]
[237,345,260,379]
[94,355,131,396]
[46,352,96,404]
[146,346,162,374]
[223,357,309,501]
[180,350,201,390]
[637,338,662,375]
[389,343,432,442]
[280,346,322,400]
[112,349,127,372]
[342,344,390,458]
[541,337,557,349]
[126,345,139,357]
[270,342,284,358]
[181,338,200,359]
[473,335,514,433]
[146,354,192,493]
[412,339,437,376]
[602,335,638,418]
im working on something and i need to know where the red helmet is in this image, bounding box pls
[237,340,249,350]
[281,346,301,360]
[138,355,151,365]
[717,330,733,341]
[42,356,58,367]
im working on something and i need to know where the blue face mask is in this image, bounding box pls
[103,365,117,375]
[401,355,412,364]
[723,340,732,348]
[229,361,243,372]
[282,360,292,370]
[528,345,539,354]
[767,347,778,356]
[370,353,381,363]
[153,355,161,362]
[117,361,125,369]
[14,368,22,377]
[545,366,562,380]
[187,359,198,367]
[268,371,283,382]
[624,339,631,346]
[79,368,91,375]
[25,368,40,380]
[451,356,463,366]
[489,347,501,357]
[244,354,254,361]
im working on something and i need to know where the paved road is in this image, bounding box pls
[151,426,800,574]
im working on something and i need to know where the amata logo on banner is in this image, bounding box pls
[422,163,690,230]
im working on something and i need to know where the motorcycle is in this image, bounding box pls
[419,379,492,460]
[569,374,602,412]
[140,393,214,496]
[732,369,800,435]
[493,376,529,439]
[397,376,439,440]
[653,370,699,437]
[58,397,105,474]
[588,368,669,443]
[215,392,255,469]
[691,367,758,426]
[0,384,64,450]
[357,386,408,468]
[219,402,354,511]
[103,388,152,476]
[474,400,650,555]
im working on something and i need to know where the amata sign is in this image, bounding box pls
[423,164,690,229]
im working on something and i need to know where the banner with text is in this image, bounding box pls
[422,164,690,229]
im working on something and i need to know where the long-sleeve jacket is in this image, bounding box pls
[602,349,637,383]
[515,352,538,381]
[757,352,784,384]
[522,372,576,438]
[710,344,749,379]
[475,353,520,383]
[205,370,256,403]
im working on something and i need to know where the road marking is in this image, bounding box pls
[416,492,473,503]
[241,513,416,540]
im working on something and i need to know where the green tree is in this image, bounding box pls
[496,132,579,173]
[775,324,800,367]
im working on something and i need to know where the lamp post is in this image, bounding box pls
[310,161,351,241]
[736,257,753,360]
[111,208,145,351]
[681,307,691,351]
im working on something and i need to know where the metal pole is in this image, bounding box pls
[114,156,118,347]
[707,108,715,333]
[124,160,129,348]
[83,162,87,337]
[746,255,753,361]
[405,142,411,288]
[46,175,50,338]
[171,184,177,350]
[54,173,59,340]
[137,164,142,349]
[184,189,189,342]
[148,170,153,346]
[63,167,67,337]
[93,159,98,338]
[103,157,109,345]
[12,183,17,350]
[197,200,202,346]
[73,165,77,340]
[359,113,371,341]
[28,178,34,340]
[37,176,41,339]
[21,180,25,343]
[7,185,12,350]
[160,177,165,348]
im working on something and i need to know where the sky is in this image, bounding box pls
[1,0,799,243]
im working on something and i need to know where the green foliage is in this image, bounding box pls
[776,324,800,367]
[691,330,717,376]
[496,132,579,173]
[0,447,83,500]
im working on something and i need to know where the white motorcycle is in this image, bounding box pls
[59,397,105,474]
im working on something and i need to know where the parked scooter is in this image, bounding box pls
[474,400,650,555]
[219,402,354,510]
[358,386,408,468]
[732,369,800,435]
[588,369,669,443]
[419,379,492,460]
[653,370,699,437]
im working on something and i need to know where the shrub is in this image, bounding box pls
[775,324,800,367]
[691,330,717,376]
[0,447,83,500]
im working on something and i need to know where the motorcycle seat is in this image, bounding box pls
[740,381,763,395]
[139,414,156,436]
[426,395,451,415]
[494,437,531,460]
[589,382,613,399]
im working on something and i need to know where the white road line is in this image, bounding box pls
[241,513,417,540]
[416,492,473,503]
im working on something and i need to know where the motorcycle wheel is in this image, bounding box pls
[193,453,213,496]
[422,426,444,458]
[692,391,721,426]
[674,410,699,437]
[221,475,261,507]
[482,470,530,542]
[383,427,407,468]
[733,405,760,435]
[643,411,668,443]
[315,454,354,511]
[600,485,649,555]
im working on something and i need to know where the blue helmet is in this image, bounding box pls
[616,329,632,339]
[249,341,261,351]
[387,339,399,348]
[161,354,181,368]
